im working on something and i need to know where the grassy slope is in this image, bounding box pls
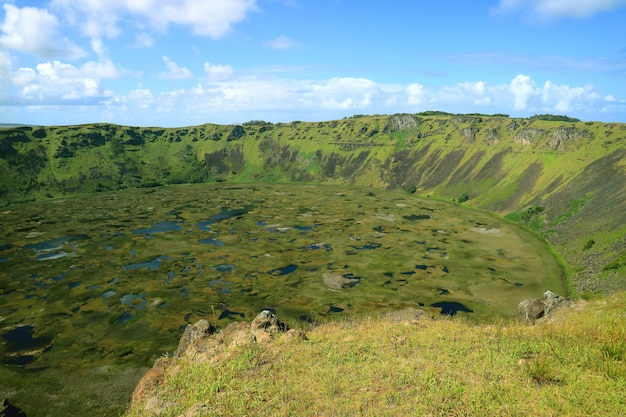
[126,292,626,417]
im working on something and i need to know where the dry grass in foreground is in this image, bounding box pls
[126,292,626,417]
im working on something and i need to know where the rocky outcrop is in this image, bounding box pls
[484,128,500,146]
[383,114,420,133]
[131,311,305,416]
[547,126,592,151]
[517,290,571,324]
[175,319,217,357]
[226,125,245,141]
[461,126,478,144]
[513,127,545,145]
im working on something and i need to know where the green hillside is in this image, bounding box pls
[1,113,625,294]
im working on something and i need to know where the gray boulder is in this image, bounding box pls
[517,290,568,324]
[250,310,289,333]
[175,319,216,357]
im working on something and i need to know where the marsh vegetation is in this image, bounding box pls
[0,182,567,416]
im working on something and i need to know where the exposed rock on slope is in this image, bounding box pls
[131,311,306,416]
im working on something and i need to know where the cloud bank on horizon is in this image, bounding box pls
[0,0,625,126]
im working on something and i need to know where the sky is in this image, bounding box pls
[0,0,625,127]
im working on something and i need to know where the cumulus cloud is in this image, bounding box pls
[159,56,193,80]
[204,63,234,81]
[264,35,299,49]
[11,61,107,102]
[1,66,620,124]
[495,0,626,19]
[509,74,537,110]
[0,4,86,59]
[0,56,125,106]
[51,0,258,39]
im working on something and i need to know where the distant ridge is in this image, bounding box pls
[0,113,624,294]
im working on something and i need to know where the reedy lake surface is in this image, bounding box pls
[0,183,567,416]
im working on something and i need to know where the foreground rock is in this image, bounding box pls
[517,290,572,324]
[131,310,305,416]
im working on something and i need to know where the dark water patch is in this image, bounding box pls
[268,264,297,276]
[132,221,182,235]
[165,270,176,284]
[218,309,245,320]
[4,354,36,366]
[198,238,224,246]
[351,242,382,250]
[208,278,233,289]
[23,235,88,252]
[53,272,67,282]
[300,243,332,251]
[403,214,431,221]
[327,305,344,313]
[0,243,13,251]
[120,294,147,311]
[68,282,81,289]
[401,271,415,276]
[515,282,524,287]
[33,251,69,261]
[197,206,252,231]
[122,256,172,271]
[118,311,134,324]
[384,272,394,277]
[431,301,473,316]
[373,226,386,233]
[442,266,449,273]
[104,245,114,250]
[0,257,7,262]
[415,264,428,270]
[438,288,450,295]
[213,264,234,273]
[2,325,52,366]
[294,225,313,231]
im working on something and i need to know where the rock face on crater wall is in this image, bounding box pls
[383,113,420,133]
[547,126,592,151]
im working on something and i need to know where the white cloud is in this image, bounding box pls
[541,81,604,112]
[264,35,299,49]
[0,4,86,59]
[133,33,154,48]
[0,56,124,106]
[495,0,626,19]
[406,83,426,105]
[204,63,234,81]
[51,0,258,39]
[509,74,537,110]
[159,56,193,80]
[1,68,620,123]
[128,88,155,109]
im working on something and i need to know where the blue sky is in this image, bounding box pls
[1,0,625,127]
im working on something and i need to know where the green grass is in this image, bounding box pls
[126,292,626,417]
